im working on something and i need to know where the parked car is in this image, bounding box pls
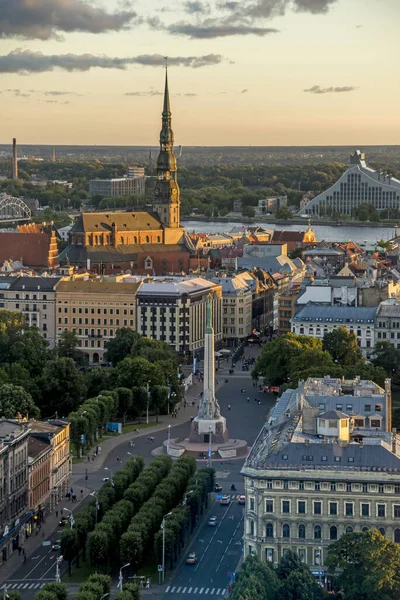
[220,496,230,506]
[186,552,198,565]
[208,516,218,527]
[238,495,246,505]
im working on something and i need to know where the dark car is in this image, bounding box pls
[215,483,222,492]
[59,517,68,526]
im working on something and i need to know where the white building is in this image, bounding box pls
[89,177,145,197]
[300,150,400,217]
[291,304,377,352]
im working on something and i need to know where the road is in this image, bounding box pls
[2,356,276,599]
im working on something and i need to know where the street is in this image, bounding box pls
[1,352,276,599]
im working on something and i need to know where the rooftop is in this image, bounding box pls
[292,304,377,324]
[136,277,219,297]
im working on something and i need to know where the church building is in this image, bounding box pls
[59,69,206,275]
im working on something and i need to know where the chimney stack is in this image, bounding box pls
[12,138,18,180]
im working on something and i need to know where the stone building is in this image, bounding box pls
[55,275,141,364]
[211,274,253,344]
[0,419,30,564]
[28,437,51,529]
[242,377,400,584]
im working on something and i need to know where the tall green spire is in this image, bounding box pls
[163,60,171,117]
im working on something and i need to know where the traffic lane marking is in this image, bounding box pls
[23,549,53,579]
[215,514,243,573]
[195,503,234,571]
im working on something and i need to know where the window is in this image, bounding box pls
[394,505,400,518]
[282,524,290,538]
[379,485,384,493]
[315,482,320,491]
[314,525,321,540]
[298,501,306,514]
[329,502,338,516]
[365,404,371,412]
[362,527,369,532]
[267,480,272,489]
[266,523,274,538]
[345,503,353,516]
[250,498,255,511]
[363,484,368,493]
[313,501,322,515]
[336,404,343,410]
[347,483,352,492]
[361,504,370,517]
[346,526,353,534]
[377,504,386,518]
[249,520,254,536]
[283,481,289,490]
[395,529,400,544]
[265,500,273,513]
[355,418,365,427]
[371,419,381,428]
[330,526,338,541]
[298,524,306,539]
[282,500,290,514]
[346,404,353,411]
[299,481,304,490]
[375,404,382,412]
[378,527,385,536]
[298,549,306,563]
[395,485,400,494]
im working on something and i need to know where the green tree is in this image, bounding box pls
[78,581,104,599]
[56,331,86,366]
[86,573,111,595]
[372,341,400,374]
[33,591,59,600]
[276,207,292,220]
[242,205,255,218]
[123,583,140,600]
[40,358,86,417]
[104,328,138,366]
[115,387,133,423]
[322,326,362,366]
[5,592,22,600]
[326,530,400,600]
[60,527,79,576]
[0,383,40,418]
[86,530,110,570]
[40,583,67,600]
[72,593,96,600]
[150,385,169,422]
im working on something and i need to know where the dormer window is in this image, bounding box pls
[145,257,153,270]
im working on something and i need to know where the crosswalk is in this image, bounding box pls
[1,581,46,591]
[165,586,226,596]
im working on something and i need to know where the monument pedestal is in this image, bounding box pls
[189,416,229,444]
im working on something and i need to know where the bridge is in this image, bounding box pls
[0,193,31,222]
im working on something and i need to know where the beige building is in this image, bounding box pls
[136,277,222,357]
[29,420,71,510]
[0,275,60,348]
[242,377,400,584]
[0,419,30,563]
[55,275,141,364]
[28,437,51,527]
[211,274,253,343]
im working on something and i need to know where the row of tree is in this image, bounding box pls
[253,329,388,388]
[60,455,145,575]
[31,573,139,600]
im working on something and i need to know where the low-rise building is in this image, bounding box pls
[0,419,30,563]
[55,275,141,364]
[375,300,400,350]
[28,437,51,529]
[136,277,222,357]
[29,420,71,511]
[242,376,398,581]
[291,304,376,352]
[255,196,287,216]
[89,176,145,197]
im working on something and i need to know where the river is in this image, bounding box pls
[182,220,398,245]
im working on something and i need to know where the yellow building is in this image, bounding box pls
[55,275,141,364]
[29,420,71,510]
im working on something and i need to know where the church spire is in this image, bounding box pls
[163,59,171,117]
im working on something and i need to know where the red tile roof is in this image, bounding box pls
[272,230,306,242]
[0,232,53,267]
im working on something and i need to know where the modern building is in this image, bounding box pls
[28,437,51,530]
[136,277,222,357]
[291,304,376,352]
[29,420,71,511]
[375,300,400,350]
[55,275,141,364]
[89,176,145,197]
[211,275,253,344]
[242,376,400,580]
[300,150,400,217]
[127,166,145,179]
[0,419,30,564]
[0,275,60,348]
[60,70,205,276]
[255,196,287,216]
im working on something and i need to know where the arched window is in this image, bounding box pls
[346,526,353,534]
[394,529,400,544]
[145,235,150,243]
[362,527,369,533]
[298,524,306,539]
[314,525,321,540]
[330,526,338,541]
[266,523,273,538]
[378,527,385,537]
[282,524,290,539]
[134,236,138,244]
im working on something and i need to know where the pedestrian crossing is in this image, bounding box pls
[165,585,226,596]
[1,581,46,591]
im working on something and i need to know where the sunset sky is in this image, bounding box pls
[0,0,398,146]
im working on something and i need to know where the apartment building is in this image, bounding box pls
[55,275,141,364]
[278,287,299,334]
[242,377,398,583]
[211,274,253,344]
[0,419,30,563]
[89,176,145,197]
[0,275,60,347]
[375,300,400,350]
[136,277,222,357]
[28,437,51,528]
[29,420,71,510]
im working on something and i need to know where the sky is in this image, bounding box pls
[0,0,399,146]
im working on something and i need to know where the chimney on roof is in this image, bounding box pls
[12,138,18,180]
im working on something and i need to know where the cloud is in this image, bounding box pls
[184,92,198,96]
[0,49,224,73]
[293,0,338,14]
[304,85,358,94]
[184,1,210,13]
[126,88,162,96]
[168,22,279,38]
[356,24,362,28]
[241,88,248,93]
[0,0,136,40]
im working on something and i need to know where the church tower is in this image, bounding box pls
[154,64,181,231]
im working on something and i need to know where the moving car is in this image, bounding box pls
[215,483,222,492]
[220,496,230,506]
[208,516,217,527]
[186,552,197,565]
[238,495,246,505]
[59,517,68,526]
[52,542,61,551]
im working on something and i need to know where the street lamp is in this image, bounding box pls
[90,491,100,525]
[55,555,63,583]
[183,490,194,506]
[208,425,212,468]
[317,546,323,589]
[104,467,114,487]
[146,381,151,425]
[162,512,173,583]
[118,563,130,590]
[167,425,171,453]
[100,594,109,600]
[63,508,74,528]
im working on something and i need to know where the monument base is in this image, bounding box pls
[189,416,229,444]
[163,437,249,459]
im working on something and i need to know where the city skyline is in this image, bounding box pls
[0,0,398,146]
